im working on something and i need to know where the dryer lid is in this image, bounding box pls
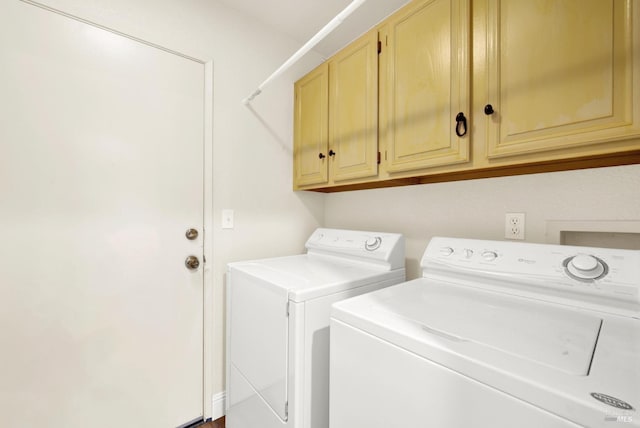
[228,255,403,302]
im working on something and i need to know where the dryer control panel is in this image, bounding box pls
[422,237,640,318]
[306,228,405,271]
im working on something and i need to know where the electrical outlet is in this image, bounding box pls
[505,213,525,240]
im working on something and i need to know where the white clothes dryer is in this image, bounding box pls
[226,228,405,428]
[330,237,639,428]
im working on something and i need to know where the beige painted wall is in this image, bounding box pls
[20,0,640,414]
[324,164,640,279]
[33,0,325,399]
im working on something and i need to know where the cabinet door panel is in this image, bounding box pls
[486,0,640,158]
[384,0,470,173]
[329,31,378,182]
[294,64,328,187]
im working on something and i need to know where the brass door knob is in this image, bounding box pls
[185,255,200,270]
[185,228,199,240]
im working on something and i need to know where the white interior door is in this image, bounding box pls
[0,2,205,427]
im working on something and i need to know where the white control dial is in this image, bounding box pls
[365,236,382,251]
[566,254,606,280]
[482,251,498,261]
[439,246,454,256]
[463,249,474,259]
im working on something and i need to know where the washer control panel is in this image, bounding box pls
[306,228,405,270]
[422,237,640,316]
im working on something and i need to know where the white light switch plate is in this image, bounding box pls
[222,209,234,229]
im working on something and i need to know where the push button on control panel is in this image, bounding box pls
[439,246,454,256]
[481,251,498,261]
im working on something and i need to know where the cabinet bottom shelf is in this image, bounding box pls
[298,150,640,193]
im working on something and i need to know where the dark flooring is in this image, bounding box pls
[200,416,225,428]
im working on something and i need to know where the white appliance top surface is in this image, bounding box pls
[228,254,404,302]
[332,278,640,426]
[227,229,405,302]
[372,280,602,375]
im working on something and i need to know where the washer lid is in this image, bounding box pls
[332,279,640,426]
[336,279,602,376]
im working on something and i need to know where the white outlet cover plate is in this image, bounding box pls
[505,212,525,240]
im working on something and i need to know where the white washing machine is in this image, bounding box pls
[226,228,405,428]
[330,237,640,428]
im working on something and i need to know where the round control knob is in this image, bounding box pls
[571,254,598,271]
[365,237,382,251]
[481,251,498,261]
[566,254,606,280]
[439,246,454,256]
[463,249,474,259]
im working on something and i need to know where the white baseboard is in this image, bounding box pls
[212,391,226,420]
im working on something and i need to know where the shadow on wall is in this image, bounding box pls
[245,103,292,156]
[245,99,325,230]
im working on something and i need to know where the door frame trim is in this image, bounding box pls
[203,60,215,420]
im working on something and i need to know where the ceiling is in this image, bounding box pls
[217,0,411,57]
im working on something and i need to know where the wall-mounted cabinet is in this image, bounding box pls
[483,0,640,159]
[381,0,470,173]
[293,63,328,187]
[293,0,640,192]
[329,30,379,183]
[293,31,378,190]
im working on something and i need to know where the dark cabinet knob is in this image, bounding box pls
[329,149,336,157]
[318,153,326,159]
[484,104,494,115]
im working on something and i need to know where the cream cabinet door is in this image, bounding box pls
[485,0,640,158]
[382,0,470,173]
[294,63,329,187]
[329,30,379,182]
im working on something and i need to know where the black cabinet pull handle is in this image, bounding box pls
[329,149,336,157]
[318,153,326,159]
[455,112,467,137]
[484,104,494,115]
